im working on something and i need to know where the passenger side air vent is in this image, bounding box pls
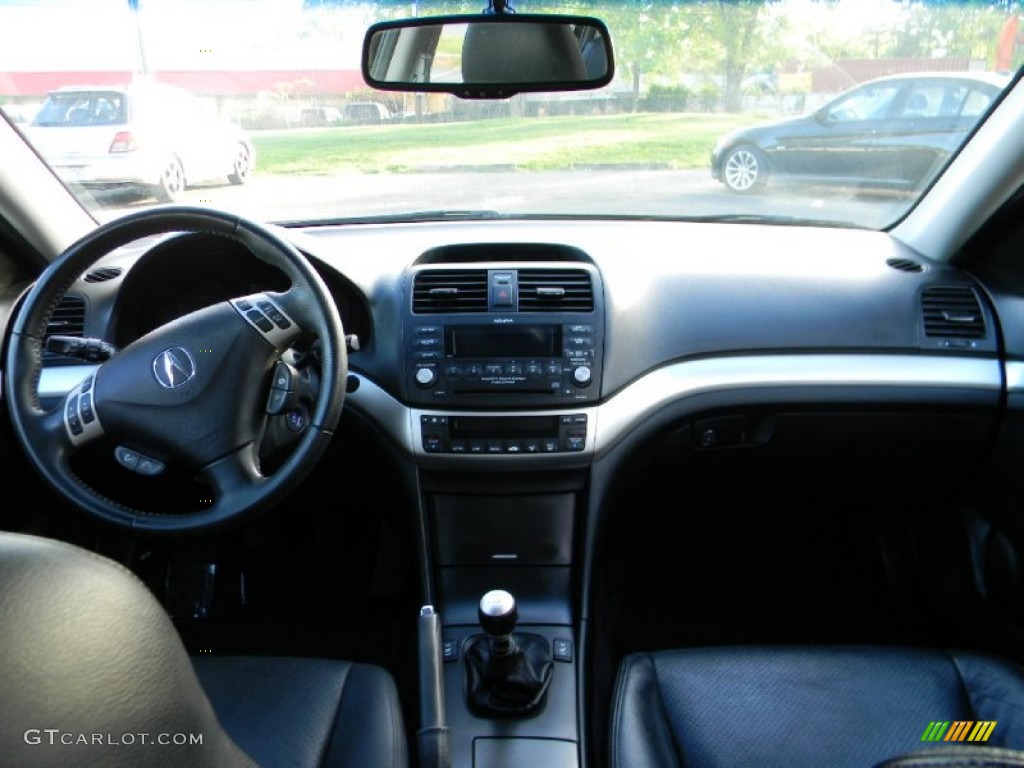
[922,285,985,339]
[886,257,923,273]
[413,270,488,314]
[83,266,123,283]
[518,269,594,313]
[44,294,86,359]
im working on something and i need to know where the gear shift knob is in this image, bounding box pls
[478,590,517,648]
[466,589,553,716]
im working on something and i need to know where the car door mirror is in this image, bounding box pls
[362,14,614,98]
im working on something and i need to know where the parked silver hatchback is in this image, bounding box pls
[26,79,254,201]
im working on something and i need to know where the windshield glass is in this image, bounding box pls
[0,0,1020,229]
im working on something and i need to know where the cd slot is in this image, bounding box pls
[452,384,558,395]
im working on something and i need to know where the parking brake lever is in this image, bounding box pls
[418,605,451,768]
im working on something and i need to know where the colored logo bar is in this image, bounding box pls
[921,721,997,742]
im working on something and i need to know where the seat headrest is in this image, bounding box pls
[0,532,252,767]
[462,22,588,83]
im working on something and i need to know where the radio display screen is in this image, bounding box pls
[446,325,561,358]
[449,416,559,439]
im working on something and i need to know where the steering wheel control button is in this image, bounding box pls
[233,294,299,348]
[272,361,296,391]
[115,446,140,471]
[247,309,275,332]
[267,387,289,414]
[66,395,83,435]
[285,408,307,433]
[79,393,96,424]
[266,361,299,414]
[257,300,292,329]
[152,346,196,389]
[135,455,166,476]
[114,446,165,476]
[63,378,105,445]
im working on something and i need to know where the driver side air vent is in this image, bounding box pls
[518,269,594,312]
[413,270,488,313]
[43,294,86,360]
[922,285,985,339]
[83,266,123,283]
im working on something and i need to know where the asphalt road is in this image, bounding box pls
[94,170,910,229]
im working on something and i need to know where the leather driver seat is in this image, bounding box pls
[611,646,1024,768]
[0,532,408,767]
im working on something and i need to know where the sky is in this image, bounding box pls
[0,0,985,74]
[0,0,364,70]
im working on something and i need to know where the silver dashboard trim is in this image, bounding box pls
[1005,360,1024,394]
[594,354,1000,453]
[345,373,416,451]
[39,365,99,400]
[348,354,999,462]
[39,355,1002,460]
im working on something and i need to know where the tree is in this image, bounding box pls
[692,0,781,111]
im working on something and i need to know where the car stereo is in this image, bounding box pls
[404,266,603,407]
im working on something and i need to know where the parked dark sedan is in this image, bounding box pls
[711,72,1008,193]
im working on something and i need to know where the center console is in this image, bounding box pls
[406,258,602,768]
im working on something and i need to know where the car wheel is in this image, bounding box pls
[722,145,766,193]
[152,157,186,202]
[228,144,252,185]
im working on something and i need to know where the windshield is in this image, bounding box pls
[0,0,1020,229]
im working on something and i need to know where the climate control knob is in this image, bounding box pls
[415,366,437,388]
[572,365,592,386]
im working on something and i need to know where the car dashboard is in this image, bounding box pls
[20,214,1018,767]
[39,217,1003,459]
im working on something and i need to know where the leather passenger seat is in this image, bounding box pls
[0,532,407,768]
[610,646,1024,768]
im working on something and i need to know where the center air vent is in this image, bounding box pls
[922,285,985,339]
[44,294,86,359]
[518,269,593,313]
[413,270,488,314]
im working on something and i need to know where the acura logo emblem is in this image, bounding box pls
[152,347,195,389]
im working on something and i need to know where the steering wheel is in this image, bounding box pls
[4,207,347,532]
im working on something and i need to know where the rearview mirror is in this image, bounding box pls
[362,14,614,99]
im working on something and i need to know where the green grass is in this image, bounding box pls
[251,112,763,174]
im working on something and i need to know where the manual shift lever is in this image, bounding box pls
[464,589,554,718]
[479,589,518,657]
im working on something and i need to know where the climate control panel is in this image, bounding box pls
[419,413,588,455]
